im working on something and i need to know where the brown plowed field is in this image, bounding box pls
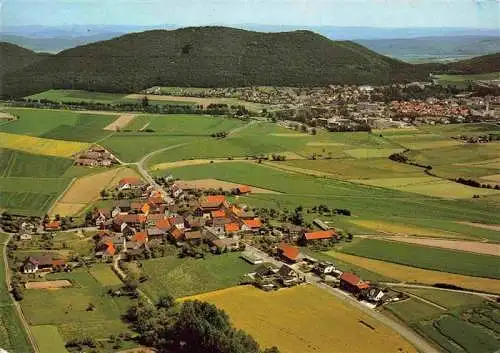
[25,280,72,289]
[103,114,135,131]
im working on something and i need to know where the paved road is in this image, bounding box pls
[244,244,440,353]
[1,233,40,353]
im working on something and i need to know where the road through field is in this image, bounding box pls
[243,243,440,353]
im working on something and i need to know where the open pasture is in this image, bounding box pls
[21,269,134,341]
[418,122,500,136]
[0,108,117,142]
[340,238,500,279]
[344,148,403,158]
[0,148,73,178]
[349,219,460,238]
[386,133,463,150]
[31,325,68,353]
[0,177,69,215]
[326,252,500,294]
[139,252,255,300]
[184,285,417,353]
[0,131,89,158]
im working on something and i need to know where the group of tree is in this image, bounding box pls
[125,296,280,353]
[211,131,228,138]
[456,177,500,190]
[270,154,287,161]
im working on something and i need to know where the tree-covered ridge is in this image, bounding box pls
[0,42,50,78]
[0,26,428,97]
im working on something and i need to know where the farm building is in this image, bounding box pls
[299,229,337,245]
[118,177,143,190]
[44,220,61,231]
[22,255,63,274]
[340,272,369,294]
[235,185,251,194]
[240,252,263,265]
[277,243,301,263]
[313,218,330,231]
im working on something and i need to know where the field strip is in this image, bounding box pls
[384,236,500,256]
[457,221,500,232]
[480,174,500,183]
[139,122,150,131]
[0,132,89,158]
[46,177,76,216]
[25,280,72,289]
[327,252,500,294]
[103,113,135,131]
[349,220,464,239]
[176,179,279,194]
[126,93,198,104]
[150,158,248,170]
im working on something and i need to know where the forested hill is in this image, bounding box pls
[0,42,50,78]
[0,26,429,97]
[444,52,500,74]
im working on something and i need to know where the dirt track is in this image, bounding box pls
[177,179,279,194]
[103,113,135,131]
[458,221,500,232]
[25,280,72,289]
[387,236,500,256]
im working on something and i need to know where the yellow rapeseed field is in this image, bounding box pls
[184,285,417,353]
[0,132,89,157]
[329,252,500,294]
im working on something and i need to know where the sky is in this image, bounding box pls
[2,0,499,28]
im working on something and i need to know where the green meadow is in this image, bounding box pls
[21,269,134,342]
[0,108,117,142]
[434,72,500,88]
[139,252,255,300]
[0,148,73,178]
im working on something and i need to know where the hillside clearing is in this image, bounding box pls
[183,285,417,353]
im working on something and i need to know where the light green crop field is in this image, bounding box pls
[351,176,499,198]
[31,325,68,353]
[21,269,134,342]
[394,287,485,309]
[123,114,246,134]
[27,89,128,103]
[89,264,123,286]
[340,238,500,279]
[139,252,255,300]
[0,108,117,142]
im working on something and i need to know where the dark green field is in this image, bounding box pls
[0,148,73,178]
[340,239,500,279]
[0,177,70,216]
[0,233,33,353]
[0,108,117,142]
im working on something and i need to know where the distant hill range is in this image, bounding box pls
[0,27,499,98]
[357,36,500,63]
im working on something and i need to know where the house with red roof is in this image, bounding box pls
[224,223,240,234]
[95,240,116,260]
[340,272,369,294]
[131,232,148,244]
[44,220,61,231]
[277,243,301,263]
[242,218,262,232]
[118,177,143,190]
[168,225,185,243]
[236,185,251,194]
[211,210,226,218]
[299,229,337,245]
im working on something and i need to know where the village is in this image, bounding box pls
[9,171,407,312]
